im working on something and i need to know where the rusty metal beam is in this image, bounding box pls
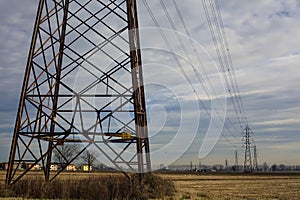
[6,0,151,185]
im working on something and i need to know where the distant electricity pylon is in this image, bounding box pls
[234,150,238,171]
[6,0,151,185]
[242,125,253,172]
[225,159,228,170]
[253,145,258,171]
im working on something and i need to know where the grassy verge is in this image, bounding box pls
[0,173,175,200]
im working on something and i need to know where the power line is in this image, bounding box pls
[202,0,246,129]
[142,0,241,148]
[171,0,241,135]
[215,0,248,124]
[201,0,259,160]
[172,0,257,167]
[170,0,244,143]
[166,0,242,147]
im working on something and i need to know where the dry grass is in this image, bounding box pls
[0,171,175,199]
[1,171,300,199]
[160,172,300,199]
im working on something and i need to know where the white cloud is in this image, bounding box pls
[0,0,299,166]
[253,118,300,126]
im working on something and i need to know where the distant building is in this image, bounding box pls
[167,164,191,171]
[212,164,224,171]
[82,165,93,172]
[26,163,42,171]
[66,164,77,171]
[50,164,58,171]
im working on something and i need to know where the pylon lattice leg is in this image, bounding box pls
[6,0,151,185]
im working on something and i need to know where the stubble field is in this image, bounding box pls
[1,171,300,199]
[161,172,300,199]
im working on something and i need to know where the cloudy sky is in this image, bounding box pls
[0,0,299,168]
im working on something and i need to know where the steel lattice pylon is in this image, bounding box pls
[6,0,151,184]
[234,150,238,171]
[253,145,258,172]
[243,125,253,172]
